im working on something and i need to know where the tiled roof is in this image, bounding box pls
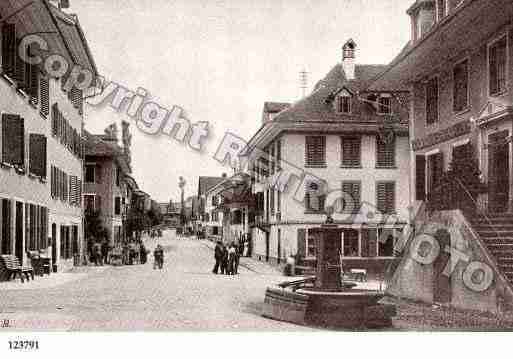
[83,131,131,174]
[198,176,226,196]
[263,102,291,113]
[274,64,389,123]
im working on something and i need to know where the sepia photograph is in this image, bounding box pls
[0,0,513,354]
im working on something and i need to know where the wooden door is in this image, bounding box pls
[488,131,509,213]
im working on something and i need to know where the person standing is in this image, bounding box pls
[220,243,229,275]
[153,244,164,270]
[227,243,236,275]
[212,240,223,274]
[94,242,103,266]
[101,238,109,265]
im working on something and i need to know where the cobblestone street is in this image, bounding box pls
[0,231,308,331]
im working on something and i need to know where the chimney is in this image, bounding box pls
[342,39,356,80]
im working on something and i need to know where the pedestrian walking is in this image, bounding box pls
[212,240,223,274]
[227,243,236,275]
[101,238,109,265]
[140,242,148,264]
[220,243,228,274]
[94,242,103,266]
[153,244,164,270]
[233,242,240,275]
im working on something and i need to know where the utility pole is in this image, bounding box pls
[299,69,309,98]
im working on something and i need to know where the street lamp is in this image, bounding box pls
[179,176,186,235]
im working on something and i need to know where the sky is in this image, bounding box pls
[69,0,413,202]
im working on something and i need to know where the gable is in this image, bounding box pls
[477,100,513,126]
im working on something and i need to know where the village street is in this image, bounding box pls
[0,231,307,331]
[2,230,513,331]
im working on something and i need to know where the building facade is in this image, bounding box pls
[0,1,97,272]
[369,0,513,312]
[245,40,411,275]
[83,130,132,247]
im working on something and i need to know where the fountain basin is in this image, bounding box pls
[263,285,396,329]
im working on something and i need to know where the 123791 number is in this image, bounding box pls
[8,340,39,350]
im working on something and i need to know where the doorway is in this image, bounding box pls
[265,232,270,262]
[51,223,57,270]
[15,202,23,264]
[488,130,510,213]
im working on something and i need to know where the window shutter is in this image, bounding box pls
[415,155,426,201]
[376,136,396,167]
[28,63,39,106]
[342,182,361,212]
[297,229,306,257]
[29,134,47,178]
[426,77,438,125]
[1,114,24,167]
[305,136,326,167]
[40,77,50,117]
[1,23,16,78]
[377,182,395,214]
[341,136,361,167]
[14,39,26,85]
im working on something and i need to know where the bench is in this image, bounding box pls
[0,255,35,283]
[349,269,367,282]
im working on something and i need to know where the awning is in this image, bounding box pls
[368,0,513,90]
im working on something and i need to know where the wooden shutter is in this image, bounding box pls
[297,229,306,257]
[14,39,26,85]
[453,60,468,112]
[305,136,326,167]
[40,77,50,117]
[377,182,396,214]
[341,136,361,167]
[28,64,39,106]
[1,23,16,78]
[426,77,438,125]
[1,114,24,167]
[342,181,361,212]
[29,134,47,178]
[415,155,426,201]
[361,229,370,257]
[376,136,396,167]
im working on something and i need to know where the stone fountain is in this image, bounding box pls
[262,214,396,329]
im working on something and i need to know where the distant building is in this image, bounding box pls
[197,175,227,238]
[83,129,131,246]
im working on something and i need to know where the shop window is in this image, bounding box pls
[342,229,359,257]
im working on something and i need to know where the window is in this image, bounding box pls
[270,189,275,215]
[342,181,361,213]
[337,96,351,114]
[116,167,121,187]
[305,181,325,212]
[376,136,396,168]
[40,77,49,118]
[84,195,95,212]
[378,96,392,114]
[341,136,361,167]
[212,195,219,206]
[29,134,47,178]
[85,164,95,183]
[1,23,16,79]
[1,198,12,254]
[426,77,439,125]
[437,0,447,21]
[1,114,25,169]
[453,59,469,112]
[377,182,396,214]
[489,36,507,96]
[342,229,359,257]
[305,136,326,167]
[115,197,121,215]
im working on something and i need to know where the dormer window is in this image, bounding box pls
[337,95,351,114]
[378,95,392,115]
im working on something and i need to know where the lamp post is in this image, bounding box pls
[179,176,186,234]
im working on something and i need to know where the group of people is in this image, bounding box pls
[90,238,110,266]
[213,241,240,275]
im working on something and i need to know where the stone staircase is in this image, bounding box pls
[470,212,513,283]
